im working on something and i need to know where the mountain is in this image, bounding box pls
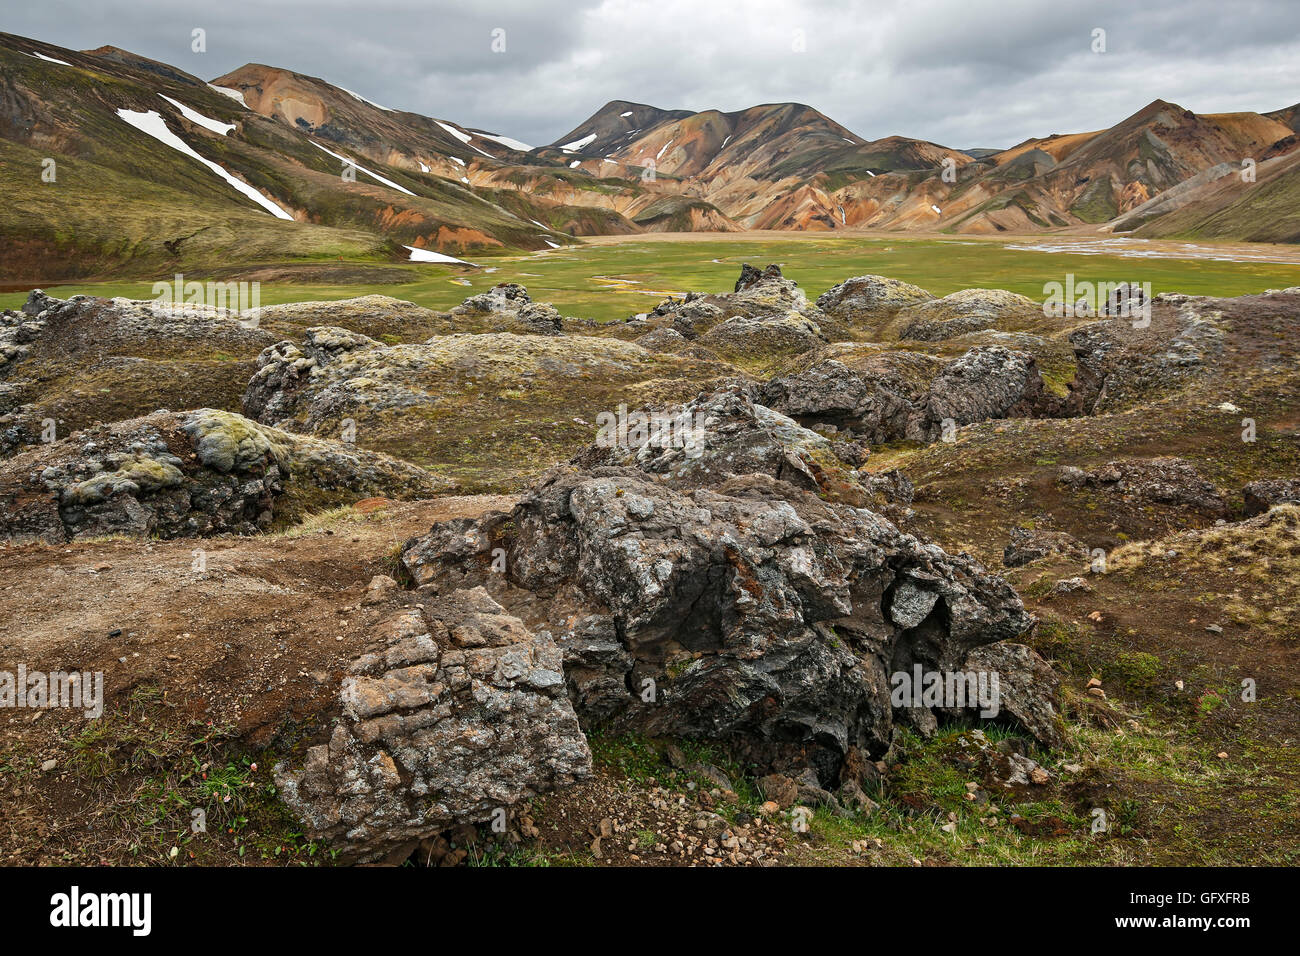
[837,99,1298,234]
[1266,100,1300,133]
[1118,146,1300,243]
[0,33,578,282]
[3,29,1299,286]
[543,100,971,229]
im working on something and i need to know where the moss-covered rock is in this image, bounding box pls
[0,408,450,542]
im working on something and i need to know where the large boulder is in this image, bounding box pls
[961,643,1064,750]
[897,289,1040,342]
[400,388,1040,783]
[0,408,449,542]
[275,589,591,864]
[815,275,935,321]
[761,345,1048,444]
[759,352,942,444]
[919,346,1046,441]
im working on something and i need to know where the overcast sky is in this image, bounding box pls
[9,0,1300,148]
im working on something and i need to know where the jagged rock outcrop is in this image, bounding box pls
[241,324,736,489]
[275,589,591,864]
[732,263,807,311]
[400,388,1042,783]
[761,345,1048,443]
[1243,478,1300,516]
[815,275,935,321]
[450,283,566,335]
[1057,457,1227,518]
[0,408,450,542]
[1089,295,1226,412]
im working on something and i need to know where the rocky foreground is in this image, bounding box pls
[2,267,1297,866]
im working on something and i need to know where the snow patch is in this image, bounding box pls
[208,84,248,107]
[419,161,429,172]
[477,131,533,151]
[437,121,494,157]
[312,141,415,196]
[620,111,633,117]
[341,87,392,111]
[570,160,581,168]
[559,132,597,152]
[116,108,293,219]
[28,51,72,66]
[159,94,235,136]
[404,245,473,265]
[931,204,942,214]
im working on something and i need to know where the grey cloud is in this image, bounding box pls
[7,0,1300,149]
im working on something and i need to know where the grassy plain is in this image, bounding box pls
[7,234,1300,322]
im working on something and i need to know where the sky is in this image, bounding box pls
[7,0,1300,149]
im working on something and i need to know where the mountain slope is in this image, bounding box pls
[0,32,578,281]
[546,99,971,229]
[4,28,1300,281]
[1124,146,1300,243]
[841,98,1300,235]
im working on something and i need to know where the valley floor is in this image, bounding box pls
[6,232,1300,325]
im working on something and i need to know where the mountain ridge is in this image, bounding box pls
[2,30,1298,285]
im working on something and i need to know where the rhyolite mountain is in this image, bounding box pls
[3,29,1299,285]
[0,32,579,283]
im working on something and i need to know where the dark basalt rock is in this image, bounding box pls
[1242,478,1300,517]
[1057,457,1227,518]
[401,388,1045,785]
[761,346,1049,444]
